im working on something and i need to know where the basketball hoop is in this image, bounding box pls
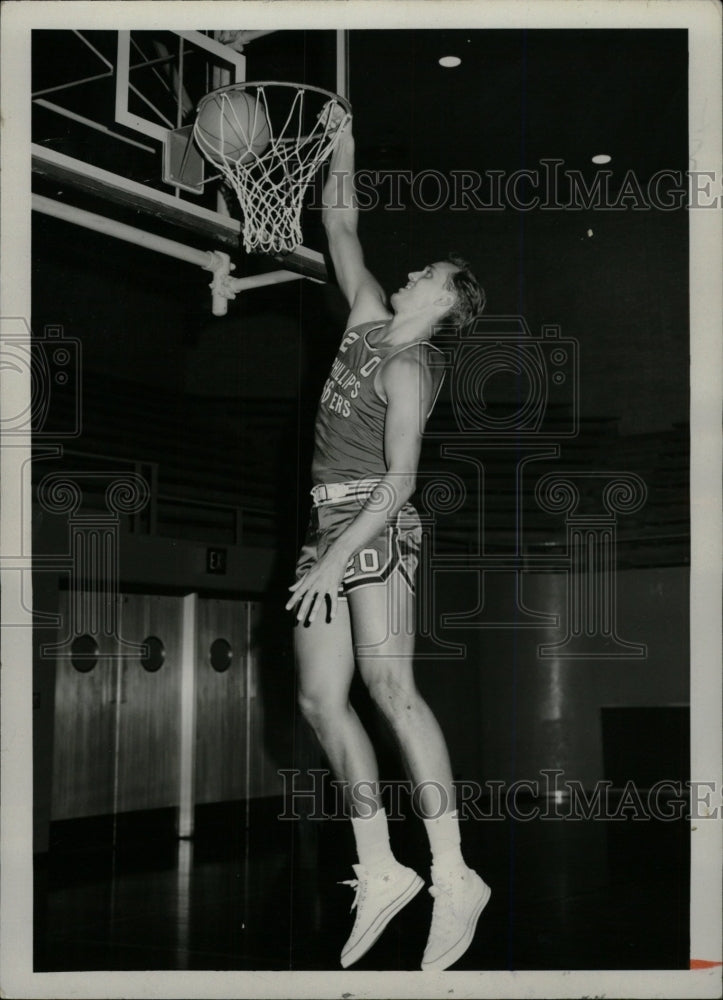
[193,82,352,254]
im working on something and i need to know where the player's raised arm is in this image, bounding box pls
[322,120,389,325]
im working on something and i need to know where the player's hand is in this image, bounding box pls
[318,99,350,136]
[286,550,348,625]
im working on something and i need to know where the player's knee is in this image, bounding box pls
[297,688,340,732]
[297,688,322,726]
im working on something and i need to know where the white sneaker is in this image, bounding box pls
[339,862,424,968]
[421,868,491,971]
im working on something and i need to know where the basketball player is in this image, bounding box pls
[287,113,490,971]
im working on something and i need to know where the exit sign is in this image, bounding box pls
[206,547,227,575]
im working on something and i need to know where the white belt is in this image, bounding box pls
[310,478,382,507]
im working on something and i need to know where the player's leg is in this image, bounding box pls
[295,598,423,968]
[348,574,458,823]
[294,600,380,817]
[295,501,409,855]
[349,570,490,971]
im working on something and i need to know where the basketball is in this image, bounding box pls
[195,89,271,166]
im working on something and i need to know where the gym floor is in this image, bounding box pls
[34,796,689,972]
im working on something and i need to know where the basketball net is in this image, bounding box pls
[193,83,352,255]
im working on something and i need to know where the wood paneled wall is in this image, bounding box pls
[50,593,283,823]
[194,598,248,805]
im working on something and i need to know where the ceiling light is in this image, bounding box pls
[592,154,612,165]
[439,55,461,68]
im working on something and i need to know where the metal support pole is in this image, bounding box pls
[32,194,313,316]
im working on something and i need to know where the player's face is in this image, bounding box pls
[391,261,458,314]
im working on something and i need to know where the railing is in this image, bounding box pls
[34,448,247,546]
[33,374,690,566]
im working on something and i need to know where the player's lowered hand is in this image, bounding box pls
[286,552,347,624]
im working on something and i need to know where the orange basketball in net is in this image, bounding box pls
[195,89,271,166]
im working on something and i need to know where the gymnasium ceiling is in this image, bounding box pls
[349,29,687,179]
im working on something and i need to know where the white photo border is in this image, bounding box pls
[1,2,721,997]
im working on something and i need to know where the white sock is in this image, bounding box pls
[351,808,396,871]
[423,809,466,876]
